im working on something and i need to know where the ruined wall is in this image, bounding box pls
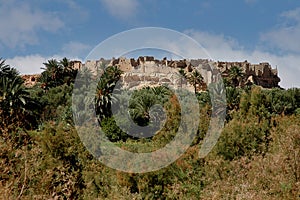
[22,57,280,89]
[21,74,40,87]
[97,57,280,89]
[216,60,280,88]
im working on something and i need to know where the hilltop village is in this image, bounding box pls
[22,56,280,89]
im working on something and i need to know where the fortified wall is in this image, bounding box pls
[215,60,280,88]
[82,56,280,89]
[22,56,280,89]
[21,74,40,87]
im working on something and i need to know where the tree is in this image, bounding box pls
[187,70,204,93]
[0,65,39,132]
[0,77,28,111]
[126,86,172,127]
[95,66,123,121]
[226,66,245,87]
[39,59,63,88]
[39,57,78,89]
[0,60,27,118]
[128,88,157,126]
[226,87,240,111]
[60,57,78,85]
[0,58,19,79]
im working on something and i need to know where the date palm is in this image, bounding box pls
[129,90,157,126]
[0,58,20,80]
[43,59,62,80]
[0,60,39,131]
[187,70,204,93]
[0,59,26,111]
[227,66,245,87]
[40,59,63,88]
[0,76,39,130]
[0,77,28,112]
[60,57,78,85]
[39,57,80,88]
[95,66,123,120]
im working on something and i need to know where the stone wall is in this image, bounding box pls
[21,74,40,87]
[215,60,280,88]
[22,57,281,89]
[84,57,280,89]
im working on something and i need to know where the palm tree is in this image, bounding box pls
[60,57,70,69]
[225,86,241,120]
[0,59,25,111]
[0,58,21,80]
[39,58,80,88]
[40,59,63,88]
[208,80,227,117]
[187,70,204,93]
[0,60,40,133]
[0,76,40,130]
[95,66,123,121]
[227,66,245,87]
[129,89,157,126]
[43,59,62,79]
[95,78,115,119]
[150,86,171,103]
[105,65,123,83]
[0,77,28,112]
[60,57,78,85]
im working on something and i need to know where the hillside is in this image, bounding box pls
[1,57,299,199]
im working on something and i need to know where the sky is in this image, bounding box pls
[1,0,300,88]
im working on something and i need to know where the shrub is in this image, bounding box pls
[215,117,271,160]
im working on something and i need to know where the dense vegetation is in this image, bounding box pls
[0,58,299,199]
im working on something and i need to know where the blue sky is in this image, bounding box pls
[1,0,300,88]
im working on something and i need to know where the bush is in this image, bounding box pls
[215,117,271,160]
[100,117,129,142]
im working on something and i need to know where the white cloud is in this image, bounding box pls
[4,41,90,75]
[6,55,48,75]
[62,41,91,59]
[248,51,300,89]
[184,30,245,60]
[5,54,83,75]
[100,0,139,19]
[244,0,258,4]
[0,1,64,48]
[63,0,89,22]
[281,7,300,22]
[185,30,300,88]
[261,7,300,53]
[4,27,299,88]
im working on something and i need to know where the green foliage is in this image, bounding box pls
[264,87,300,115]
[0,58,20,79]
[225,65,245,87]
[187,70,205,93]
[215,117,271,160]
[38,58,78,89]
[196,91,211,107]
[95,65,123,120]
[100,117,129,142]
[100,86,175,142]
[37,84,73,123]
[295,108,300,116]
[128,86,171,127]
[1,57,300,199]
[225,86,241,120]
[0,60,40,133]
